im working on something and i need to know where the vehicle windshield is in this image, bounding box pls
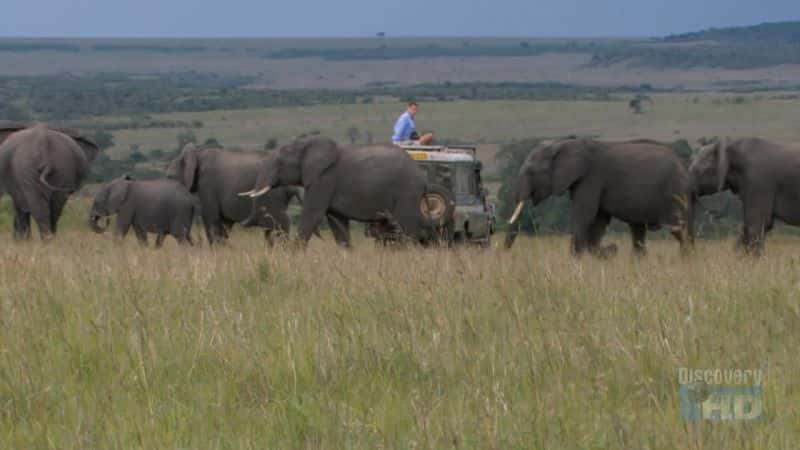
[419,162,478,204]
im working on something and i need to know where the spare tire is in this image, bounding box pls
[420,183,456,226]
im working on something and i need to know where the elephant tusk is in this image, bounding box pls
[508,201,525,224]
[248,186,272,198]
[238,190,256,197]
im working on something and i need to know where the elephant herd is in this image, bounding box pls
[0,123,452,247]
[504,137,800,257]
[2,121,799,257]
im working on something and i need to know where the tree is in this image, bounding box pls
[629,94,653,114]
[128,147,146,163]
[92,130,115,151]
[264,137,278,150]
[346,126,361,145]
[204,136,221,147]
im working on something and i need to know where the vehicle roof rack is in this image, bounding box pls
[399,144,477,155]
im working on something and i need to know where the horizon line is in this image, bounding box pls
[0,34,655,40]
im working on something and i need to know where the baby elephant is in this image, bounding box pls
[89,175,197,247]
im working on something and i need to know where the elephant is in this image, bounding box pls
[505,138,694,256]
[89,175,197,247]
[166,143,302,245]
[0,123,99,240]
[239,135,455,248]
[690,137,800,255]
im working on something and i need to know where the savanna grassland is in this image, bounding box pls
[0,212,799,448]
[103,92,800,161]
[5,24,800,448]
[3,86,800,449]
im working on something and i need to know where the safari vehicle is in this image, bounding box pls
[401,144,496,246]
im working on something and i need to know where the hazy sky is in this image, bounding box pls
[3,0,799,38]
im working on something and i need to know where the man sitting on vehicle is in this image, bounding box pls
[392,102,434,145]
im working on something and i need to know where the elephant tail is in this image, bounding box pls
[39,165,75,192]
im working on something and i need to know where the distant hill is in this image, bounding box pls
[664,21,800,44]
[586,21,800,70]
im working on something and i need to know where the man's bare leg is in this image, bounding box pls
[418,133,434,145]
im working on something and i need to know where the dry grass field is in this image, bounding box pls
[0,216,798,447]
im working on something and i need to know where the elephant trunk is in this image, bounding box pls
[241,205,263,228]
[89,212,109,233]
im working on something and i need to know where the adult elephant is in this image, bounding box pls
[690,137,800,255]
[166,143,302,244]
[0,123,99,240]
[239,135,455,247]
[505,139,694,256]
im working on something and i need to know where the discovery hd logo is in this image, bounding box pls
[678,367,765,422]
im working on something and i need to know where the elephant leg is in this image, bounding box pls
[182,228,195,246]
[587,212,610,250]
[741,194,773,256]
[221,219,234,239]
[629,222,648,256]
[155,233,166,248]
[264,229,276,248]
[202,222,217,245]
[24,190,54,240]
[296,177,335,246]
[201,205,226,245]
[264,213,289,247]
[172,222,192,246]
[12,204,32,241]
[133,225,148,247]
[588,213,617,258]
[114,209,134,242]
[48,193,69,235]
[570,185,601,256]
[327,213,351,248]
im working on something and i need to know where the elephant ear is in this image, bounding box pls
[716,137,729,192]
[181,143,199,190]
[300,137,339,186]
[107,177,131,212]
[550,143,589,195]
[73,136,100,164]
[51,127,101,163]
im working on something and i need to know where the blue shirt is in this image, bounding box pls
[392,111,416,143]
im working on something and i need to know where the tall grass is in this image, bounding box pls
[0,223,798,448]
